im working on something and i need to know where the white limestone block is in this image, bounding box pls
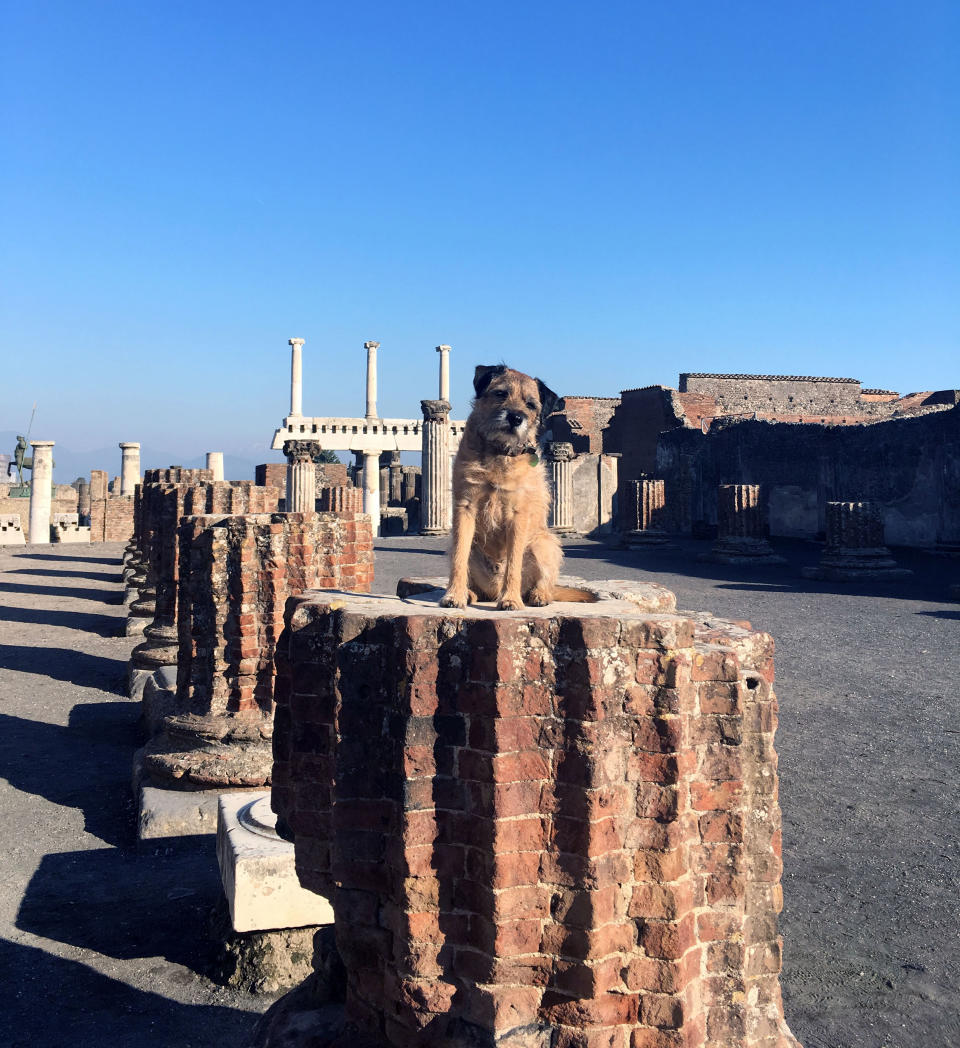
[217,791,334,933]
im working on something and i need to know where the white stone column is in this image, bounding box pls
[364,341,379,420]
[284,440,319,513]
[546,442,577,534]
[420,399,451,535]
[205,452,224,482]
[363,451,381,537]
[436,344,451,401]
[119,442,141,496]
[289,338,305,417]
[28,441,55,544]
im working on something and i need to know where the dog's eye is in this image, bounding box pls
[492,389,508,398]
[527,400,538,411]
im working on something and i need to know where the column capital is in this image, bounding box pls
[283,439,322,465]
[545,441,575,462]
[435,344,451,353]
[421,399,451,423]
[119,442,141,450]
[30,440,55,448]
[288,337,305,348]
[363,340,380,350]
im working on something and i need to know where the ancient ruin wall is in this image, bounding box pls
[655,404,960,545]
[679,374,872,417]
[272,586,798,1048]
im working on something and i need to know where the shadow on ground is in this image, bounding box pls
[0,939,258,1048]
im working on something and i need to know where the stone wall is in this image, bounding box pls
[271,583,797,1047]
[656,404,960,546]
[0,495,79,520]
[679,373,873,416]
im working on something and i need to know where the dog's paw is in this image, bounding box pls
[440,589,470,608]
[497,596,524,611]
[526,587,551,607]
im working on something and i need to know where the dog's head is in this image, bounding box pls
[470,365,562,455]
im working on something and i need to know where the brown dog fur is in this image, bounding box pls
[441,365,591,610]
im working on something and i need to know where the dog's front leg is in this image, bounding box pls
[441,501,478,608]
[498,511,527,611]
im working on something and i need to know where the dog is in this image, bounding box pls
[440,364,592,610]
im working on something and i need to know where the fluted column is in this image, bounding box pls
[119,442,141,496]
[624,476,672,548]
[284,440,319,513]
[803,500,912,580]
[28,441,55,544]
[420,399,450,535]
[706,483,784,564]
[546,441,577,534]
[289,338,305,417]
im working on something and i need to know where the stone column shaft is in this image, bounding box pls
[27,441,55,544]
[205,452,224,482]
[420,399,450,535]
[119,442,141,497]
[362,451,381,537]
[289,338,305,417]
[436,343,451,401]
[364,341,379,420]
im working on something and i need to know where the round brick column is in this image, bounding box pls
[707,484,784,564]
[624,476,673,549]
[803,500,912,580]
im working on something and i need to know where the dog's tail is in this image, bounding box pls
[550,586,598,603]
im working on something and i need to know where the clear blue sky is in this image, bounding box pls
[2,1,957,470]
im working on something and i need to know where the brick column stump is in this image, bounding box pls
[802,501,912,581]
[623,477,675,550]
[265,579,801,1048]
[704,485,785,565]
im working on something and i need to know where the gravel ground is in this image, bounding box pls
[1,535,958,1048]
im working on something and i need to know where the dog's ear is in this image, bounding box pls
[473,365,506,397]
[536,380,563,421]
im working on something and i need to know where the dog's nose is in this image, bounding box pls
[507,411,524,428]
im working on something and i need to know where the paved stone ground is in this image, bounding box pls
[1,535,957,1047]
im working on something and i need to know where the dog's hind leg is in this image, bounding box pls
[522,531,562,606]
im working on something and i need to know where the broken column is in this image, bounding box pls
[802,500,912,580]
[206,452,225,482]
[420,398,451,535]
[284,440,319,514]
[437,343,452,401]
[119,442,141,496]
[546,441,577,535]
[135,510,374,839]
[707,484,784,565]
[624,476,672,548]
[268,580,800,1048]
[27,440,55,544]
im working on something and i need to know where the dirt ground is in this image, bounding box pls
[0,536,957,1048]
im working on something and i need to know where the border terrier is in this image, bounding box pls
[441,364,592,610]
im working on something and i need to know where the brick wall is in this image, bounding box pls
[551,396,621,455]
[272,588,797,1047]
[89,496,135,542]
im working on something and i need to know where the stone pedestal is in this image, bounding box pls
[27,441,54,544]
[267,581,799,1048]
[285,441,321,514]
[546,442,578,535]
[624,477,673,548]
[0,514,26,545]
[420,398,451,535]
[706,484,785,565]
[119,442,141,496]
[802,501,912,580]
